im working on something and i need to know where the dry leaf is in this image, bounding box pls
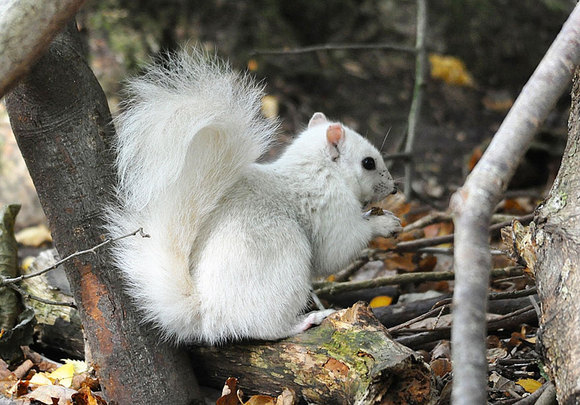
[15,225,52,246]
[261,95,279,119]
[429,54,474,87]
[369,295,393,308]
[276,388,296,405]
[482,90,513,113]
[71,386,107,405]
[430,358,452,377]
[29,373,52,386]
[23,384,76,405]
[217,377,241,405]
[245,395,276,405]
[467,146,483,172]
[516,378,542,393]
[247,59,258,72]
[49,362,75,388]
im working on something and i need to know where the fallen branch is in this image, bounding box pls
[395,306,537,349]
[374,292,536,329]
[313,266,523,296]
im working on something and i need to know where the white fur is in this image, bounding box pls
[108,49,401,344]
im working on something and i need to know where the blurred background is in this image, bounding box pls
[0,0,575,228]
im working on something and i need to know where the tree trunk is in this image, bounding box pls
[533,67,580,404]
[4,21,202,405]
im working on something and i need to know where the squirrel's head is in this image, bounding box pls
[307,112,397,206]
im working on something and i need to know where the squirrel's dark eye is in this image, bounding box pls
[362,157,376,170]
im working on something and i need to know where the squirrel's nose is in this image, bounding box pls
[391,186,398,195]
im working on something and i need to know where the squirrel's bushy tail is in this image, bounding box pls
[107,49,276,341]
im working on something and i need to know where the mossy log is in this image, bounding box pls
[191,303,434,405]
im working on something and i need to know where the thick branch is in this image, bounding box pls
[449,4,580,404]
[0,0,85,97]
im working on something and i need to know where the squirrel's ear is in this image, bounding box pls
[308,112,328,128]
[326,124,345,160]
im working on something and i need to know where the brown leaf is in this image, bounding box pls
[217,377,242,405]
[467,146,483,172]
[245,395,276,405]
[71,386,107,405]
[24,384,76,405]
[430,358,452,377]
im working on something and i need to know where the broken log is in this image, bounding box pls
[191,303,434,405]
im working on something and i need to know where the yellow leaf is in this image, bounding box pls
[20,256,36,272]
[29,373,53,386]
[247,59,259,72]
[62,359,89,374]
[369,295,393,308]
[261,95,279,119]
[516,378,542,393]
[15,225,52,247]
[429,54,474,87]
[49,363,75,388]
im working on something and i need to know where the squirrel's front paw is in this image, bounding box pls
[367,210,402,238]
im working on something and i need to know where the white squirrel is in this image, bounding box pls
[107,49,402,344]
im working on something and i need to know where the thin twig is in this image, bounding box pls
[332,258,369,282]
[388,303,451,333]
[403,211,449,232]
[394,233,453,252]
[528,295,541,318]
[313,266,523,296]
[1,228,148,287]
[8,282,76,308]
[488,287,537,301]
[414,247,505,255]
[403,0,428,200]
[489,213,534,233]
[395,213,534,253]
[382,151,413,162]
[402,212,532,234]
[394,305,535,335]
[251,42,417,56]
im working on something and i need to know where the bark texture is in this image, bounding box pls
[4,22,202,405]
[0,0,85,97]
[191,303,434,405]
[534,68,580,404]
